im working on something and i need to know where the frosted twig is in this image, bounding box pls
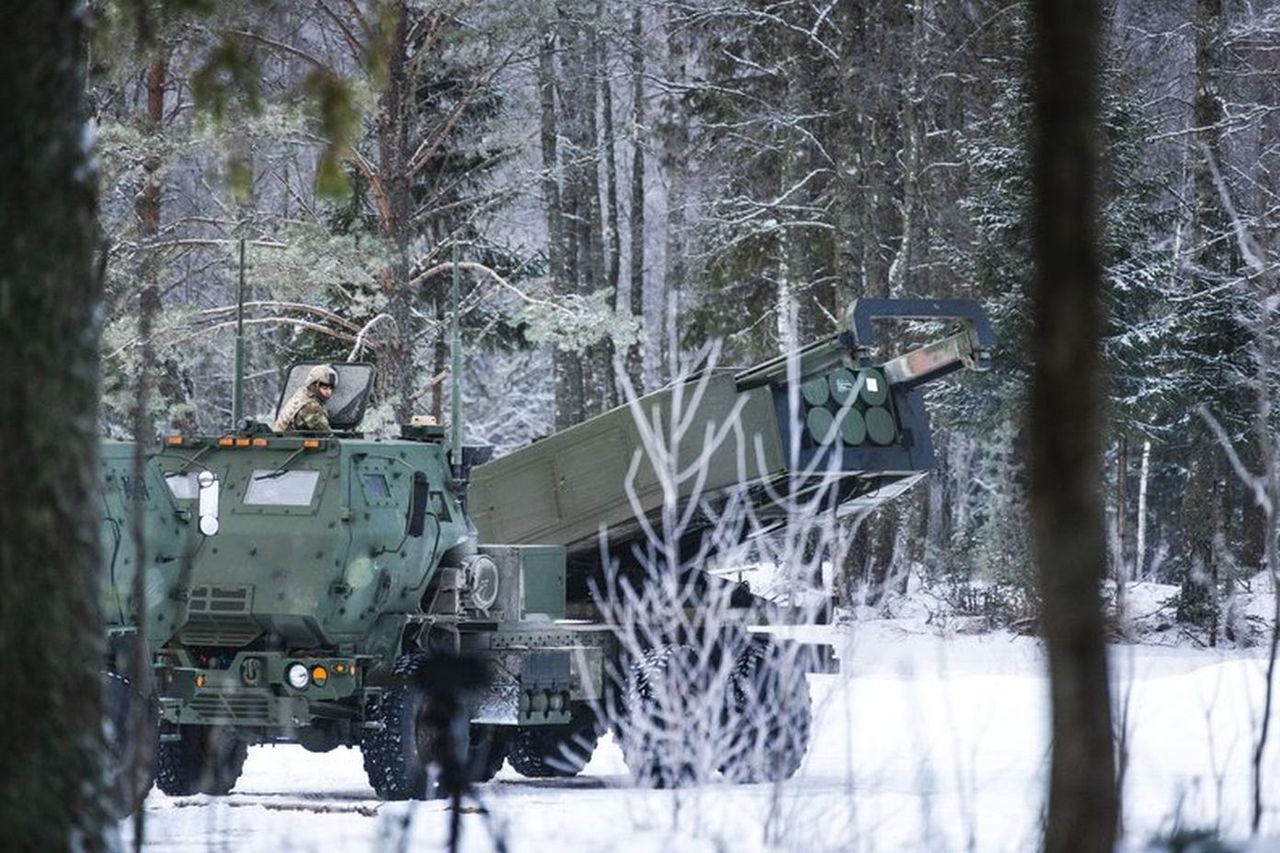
[348,313,395,361]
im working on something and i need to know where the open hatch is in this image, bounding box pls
[275,362,376,432]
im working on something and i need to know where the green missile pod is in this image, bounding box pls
[858,368,889,406]
[801,376,830,407]
[827,368,858,406]
[806,406,836,445]
[838,409,867,445]
[864,406,897,445]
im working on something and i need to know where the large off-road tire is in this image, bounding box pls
[155,725,248,796]
[467,724,508,783]
[362,654,504,799]
[619,645,708,788]
[718,642,812,783]
[102,671,157,815]
[361,652,439,800]
[508,704,602,778]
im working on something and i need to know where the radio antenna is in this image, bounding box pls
[232,237,247,428]
[450,241,463,478]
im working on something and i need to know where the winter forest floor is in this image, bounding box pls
[123,582,1280,853]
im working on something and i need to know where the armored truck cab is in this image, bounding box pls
[103,365,618,803]
[148,433,468,725]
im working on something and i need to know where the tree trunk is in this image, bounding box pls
[376,1,417,420]
[1114,435,1128,623]
[1179,417,1218,624]
[583,8,616,413]
[659,6,689,382]
[776,30,807,353]
[1028,1,1117,851]
[596,4,620,410]
[539,6,584,429]
[1241,477,1266,575]
[855,2,907,298]
[887,0,923,298]
[830,1,863,299]
[0,3,109,847]
[1179,0,1228,622]
[1135,439,1151,579]
[125,50,168,847]
[624,5,646,394]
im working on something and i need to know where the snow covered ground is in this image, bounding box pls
[122,613,1280,852]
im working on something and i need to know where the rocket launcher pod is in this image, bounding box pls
[470,297,994,579]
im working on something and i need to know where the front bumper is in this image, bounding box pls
[156,649,367,728]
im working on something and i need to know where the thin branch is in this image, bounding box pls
[348,313,396,361]
[1196,405,1271,517]
[1202,143,1267,275]
[314,0,365,59]
[196,300,363,332]
[224,29,331,71]
[410,260,576,319]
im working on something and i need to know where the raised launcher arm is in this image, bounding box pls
[852,297,993,384]
[734,297,994,389]
[468,298,993,598]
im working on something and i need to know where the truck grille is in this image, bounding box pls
[188,692,272,724]
[179,585,261,647]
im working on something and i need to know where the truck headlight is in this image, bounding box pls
[285,662,310,689]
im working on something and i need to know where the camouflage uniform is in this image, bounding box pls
[274,365,336,433]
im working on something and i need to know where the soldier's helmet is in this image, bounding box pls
[306,364,338,390]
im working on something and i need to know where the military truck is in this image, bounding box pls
[99,297,993,807]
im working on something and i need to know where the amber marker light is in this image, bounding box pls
[165,436,183,446]
[310,665,329,686]
[217,437,234,447]
[195,674,207,688]
[235,437,251,447]
[303,439,321,450]
[334,664,346,674]
[251,438,268,447]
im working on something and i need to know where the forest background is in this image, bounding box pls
[93,0,1279,641]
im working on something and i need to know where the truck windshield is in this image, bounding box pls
[164,472,198,500]
[244,470,320,506]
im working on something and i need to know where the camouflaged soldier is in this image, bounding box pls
[275,364,336,433]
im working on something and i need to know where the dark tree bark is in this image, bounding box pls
[854,0,908,298]
[124,49,168,849]
[539,8,585,430]
[658,5,690,383]
[1179,0,1228,622]
[594,4,620,412]
[1028,2,1117,852]
[573,8,614,416]
[375,0,418,421]
[0,2,109,848]
[624,5,646,394]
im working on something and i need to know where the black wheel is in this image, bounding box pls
[508,704,602,778]
[102,671,157,815]
[718,642,812,783]
[361,652,440,800]
[467,724,508,783]
[155,725,248,796]
[619,645,708,788]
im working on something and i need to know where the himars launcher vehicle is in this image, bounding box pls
[98,297,993,809]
